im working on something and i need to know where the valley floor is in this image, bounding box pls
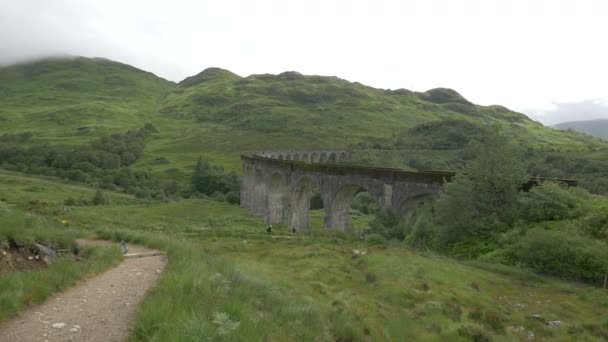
[1,172,607,341]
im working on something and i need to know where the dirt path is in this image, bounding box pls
[0,240,166,342]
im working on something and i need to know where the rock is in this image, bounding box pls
[52,322,66,329]
[508,325,525,332]
[120,241,128,254]
[527,331,535,341]
[70,328,78,332]
[351,249,367,258]
[27,256,33,260]
[528,314,544,322]
[34,243,57,265]
[547,320,563,327]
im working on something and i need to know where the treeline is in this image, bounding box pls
[0,126,241,203]
[190,158,240,204]
[0,124,166,197]
[365,127,608,287]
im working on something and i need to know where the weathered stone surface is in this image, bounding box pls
[241,151,451,233]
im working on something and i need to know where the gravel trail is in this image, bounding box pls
[0,240,166,342]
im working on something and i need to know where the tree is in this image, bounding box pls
[432,125,527,253]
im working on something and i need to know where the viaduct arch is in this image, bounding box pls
[241,150,452,233]
[241,151,578,233]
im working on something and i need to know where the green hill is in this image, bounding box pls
[554,118,608,139]
[1,57,607,193]
[0,57,175,143]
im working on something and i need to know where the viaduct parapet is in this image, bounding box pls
[241,151,453,233]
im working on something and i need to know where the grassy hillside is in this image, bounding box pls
[555,118,608,139]
[2,171,608,341]
[0,57,175,144]
[1,57,607,192]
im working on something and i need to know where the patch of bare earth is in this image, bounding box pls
[0,239,166,342]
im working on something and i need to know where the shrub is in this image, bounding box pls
[92,190,110,205]
[191,158,240,196]
[135,188,150,199]
[369,208,403,240]
[512,228,608,286]
[366,233,386,245]
[351,191,376,214]
[519,182,583,222]
[225,191,240,205]
[211,191,226,203]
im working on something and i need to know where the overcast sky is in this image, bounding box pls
[1,0,607,124]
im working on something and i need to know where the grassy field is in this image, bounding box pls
[1,172,607,340]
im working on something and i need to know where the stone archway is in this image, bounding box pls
[328,153,337,163]
[288,176,319,232]
[399,193,435,222]
[325,184,379,232]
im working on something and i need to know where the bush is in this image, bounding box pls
[512,228,608,286]
[191,158,240,196]
[369,208,404,240]
[366,233,387,245]
[92,190,110,205]
[519,182,584,222]
[135,188,150,199]
[351,191,377,214]
[225,191,240,205]
[211,191,226,203]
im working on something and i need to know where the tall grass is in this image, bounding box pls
[96,228,325,341]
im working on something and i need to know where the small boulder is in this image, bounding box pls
[351,249,367,258]
[120,241,128,255]
[34,243,57,265]
[527,331,535,341]
[52,322,66,329]
[547,320,563,328]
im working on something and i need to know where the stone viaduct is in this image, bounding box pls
[240,150,454,233]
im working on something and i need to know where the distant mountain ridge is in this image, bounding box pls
[554,119,608,139]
